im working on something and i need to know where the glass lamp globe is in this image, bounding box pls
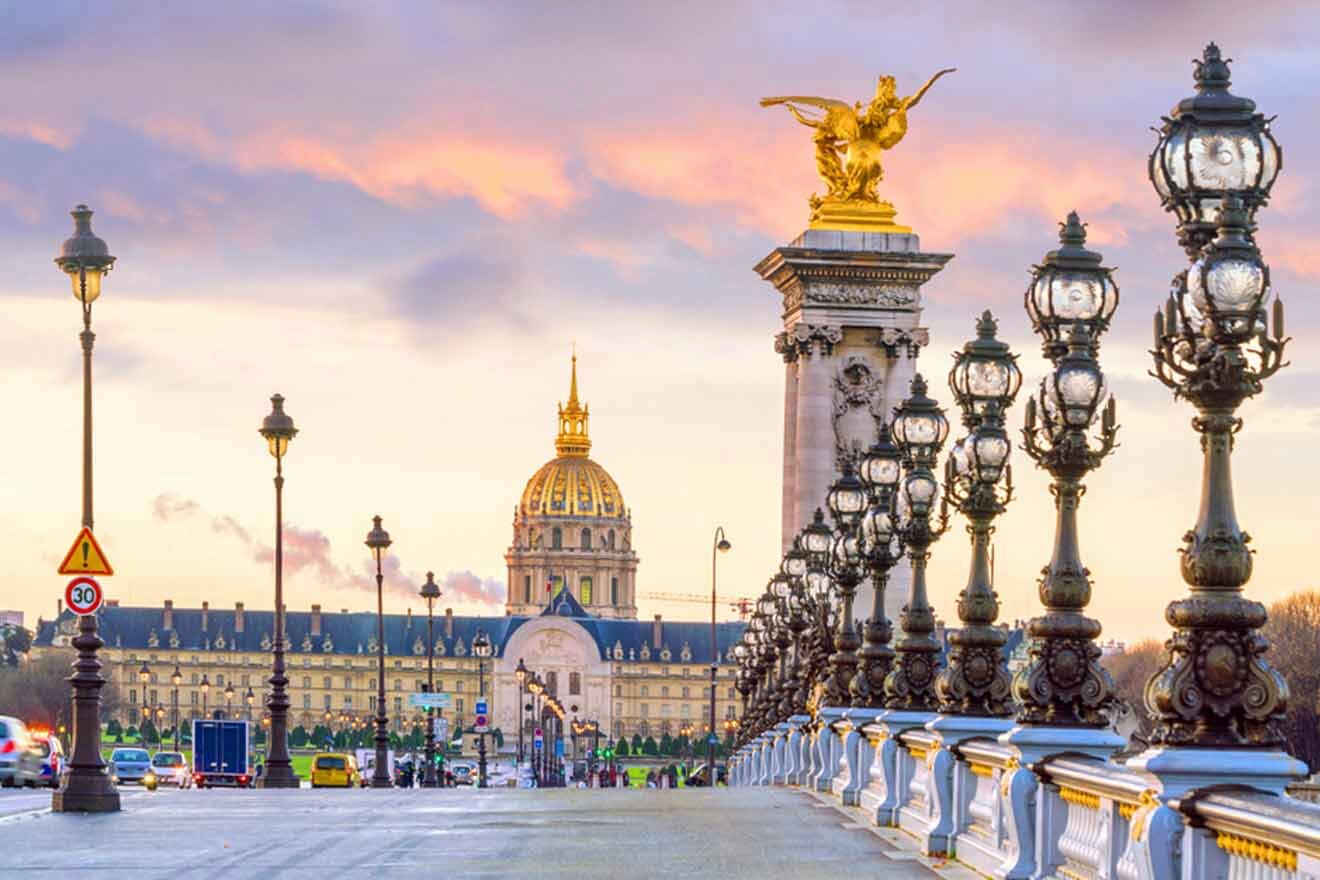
[771,574,791,600]
[902,472,939,517]
[1186,197,1269,341]
[949,311,1022,418]
[968,424,1011,484]
[830,534,860,570]
[1026,212,1119,354]
[858,427,902,496]
[781,540,808,580]
[801,509,834,563]
[826,466,867,531]
[1148,44,1281,256]
[892,374,949,461]
[805,569,831,602]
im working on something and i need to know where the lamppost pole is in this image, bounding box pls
[708,526,731,779]
[138,663,150,738]
[366,516,394,787]
[420,572,441,788]
[201,676,210,720]
[258,394,299,787]
[171,665,181,751]
[825,465,868,707]
[51,205,119,814]
[853,430,902,707]
[473,628,492,788]
[515,658,527,770]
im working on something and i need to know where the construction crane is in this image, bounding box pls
[637,592,754,621]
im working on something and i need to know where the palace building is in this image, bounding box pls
[32,356,744,745]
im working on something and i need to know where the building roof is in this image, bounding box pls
[33,603,746,666]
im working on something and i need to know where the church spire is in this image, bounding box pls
[556,350,591,457]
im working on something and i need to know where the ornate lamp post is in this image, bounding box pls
[419,571,441,788]
[52,204,119,814]
[1148,43,1281,259]
[708,526,731,782]
[171,665,182,750]
[780,539,812,715]
[884,375,950,712]
[769,576,795,723]
[365,515,394,788]
[257,392,300,787]
[527,674,543,785]
[245,687,255,724]
[936,312,1021,717]
[824,466,867,707]
[515,658,528,767]
[138,663,151,732]
[1014,217,1121,728]
[853,429,903,706]
[800,511,834,710]
[472,627,493,788]
[223,683,235,720]
[200,675,210,719]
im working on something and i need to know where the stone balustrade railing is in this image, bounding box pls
[729,720,1320,880]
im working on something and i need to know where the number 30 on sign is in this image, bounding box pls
[65,576,104,616]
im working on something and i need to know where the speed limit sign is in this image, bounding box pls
[65,576,103,616]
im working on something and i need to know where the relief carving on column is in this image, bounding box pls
[873,327,929,359]
[775,324,843,362]
[804,282,917,308]
[832,355,885,469]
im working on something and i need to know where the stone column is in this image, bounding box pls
[757,229,950,558]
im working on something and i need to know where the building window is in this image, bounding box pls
[303,694,310,708]
[457,699,464,714]
[661,704,671,717]
[608,530,615,549]
[369,696,377,710]
[344,677,352,690]
[552,527,562,550]
[324,695,332,710]
[639,721,649,736]
[242,674,250,686]
[394,679,402,691]
[681,704,691,718]
[546,671,558,696]
[580,528,591,550]
[615,702,622,718]
[640,704,649,718]
[323,676,332,689]
[703,687,711,698]
[393,697,402,713]
[580,577,592,605]
[368,679,376,690]
[610,577,619,605]
[190,692,198,706]
[661,686,669,697]
[456,681,464,693]
[191,673,199,685]
[569,672,581,695]
[128,689,137,706]
[302,676,311,689]
[393,661,402,669]
[344,696,353,707]
[613,720,622,737]
[524,575,531,604]
[640,685,649,697]
[681,687,690,698]
[613,684,621,697]
[216,674,225,686]
[727,688,736,700]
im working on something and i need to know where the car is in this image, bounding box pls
[109,747,153,785]
[29,731,64,788]
[150,751,191,787]
[450,763,475,786]
[310,753,361,789]
[0,716,42,788]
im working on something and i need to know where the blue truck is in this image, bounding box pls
[192,719,253,788]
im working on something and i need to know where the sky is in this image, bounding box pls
[1,1,1318,644]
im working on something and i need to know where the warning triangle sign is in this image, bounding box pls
[58,527,114,576]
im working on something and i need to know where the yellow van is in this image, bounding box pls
[310,753,360,788]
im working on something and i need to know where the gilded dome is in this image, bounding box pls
[519,352,627,520]
[520,455,625,519]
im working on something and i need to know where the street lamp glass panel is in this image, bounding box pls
[806,570,831,601]
[771,576,791,600]
[826,480,866,520]
[831,535,859,568]
[903,473,939,515]
[897,411,939,445]
[1036,272,1106,322]
[972,432,1010,481]
[1189,256,1265,315]
[1048,366,1104,427]
[860,508,894,547]
[782,552,807,579]
[803,526,831,556]
[69,267,103,304]
[949,438,969,477]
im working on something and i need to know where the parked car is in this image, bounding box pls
[109,747,153,785]
[150,751,191,787]
[310,753,361,789]
[30,731,64,788]
[0,716,42,787]
[451,763,474,786]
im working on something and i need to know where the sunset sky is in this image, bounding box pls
[1,2,1317,643]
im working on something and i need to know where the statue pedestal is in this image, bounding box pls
[758,230,952,624]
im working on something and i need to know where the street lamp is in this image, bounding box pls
[472,627,493,789]
[708,526,731,779]
[419,571,441,788]
[1148,196,1290,746]
[245,687,255,723]
[824,464,866,708]
[138,663,151,734]
[224,683,235,720]
[365,516,394,787]
[171,665,182,750]
[853,427,903,706]
[258,392,299,788]
[51,205,119,814]
[1025,212,1119,359]
[527,675,544,785]
[1148,43,1281,259]
[515,658,528,769]
[885,374,950,712]
[200,675,210,719]
[936,312,1020,717]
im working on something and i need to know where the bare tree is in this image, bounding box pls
[0,651,121,733]
[1263,591,1320,771]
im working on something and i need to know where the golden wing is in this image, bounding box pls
[760,95,859,141]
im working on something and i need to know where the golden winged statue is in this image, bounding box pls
[762,68,955,232]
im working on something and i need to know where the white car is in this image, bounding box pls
[0,716,41,788]
[150,751,192,787]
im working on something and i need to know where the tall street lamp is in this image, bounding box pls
[708,526,731,777]
[138,663,151,734]
[51,204,119,814]
[365,516,394,788]
[420,571,441,788]
[825,465,867,707]
[473,627,493,789]
[171,665,182,750]
[200,675,210,719]
[223,683,234,720]
[527,675,543,785]
[258,392,299,787]
[245,687,255,723]
[935,312,1021,717]
[1015,216,1121,728]
[854,429,903,706]
[515,658,528,768]
[884,375,950,712]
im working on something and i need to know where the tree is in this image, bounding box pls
[290,725,309,748]
[642,736,658,756]
[0,651,118,732]
[615,737,629,757]
[0,624,32,667]
[253,727,267,746]
[1263,591,1320,771]
[659,733,675,756]
[312,724,332,746]
[631,733,643,753]
[105,719,123,740]
[1102,639,1163,745]
[140,719,159,746]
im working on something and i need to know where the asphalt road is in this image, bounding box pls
[0,786,956,878]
